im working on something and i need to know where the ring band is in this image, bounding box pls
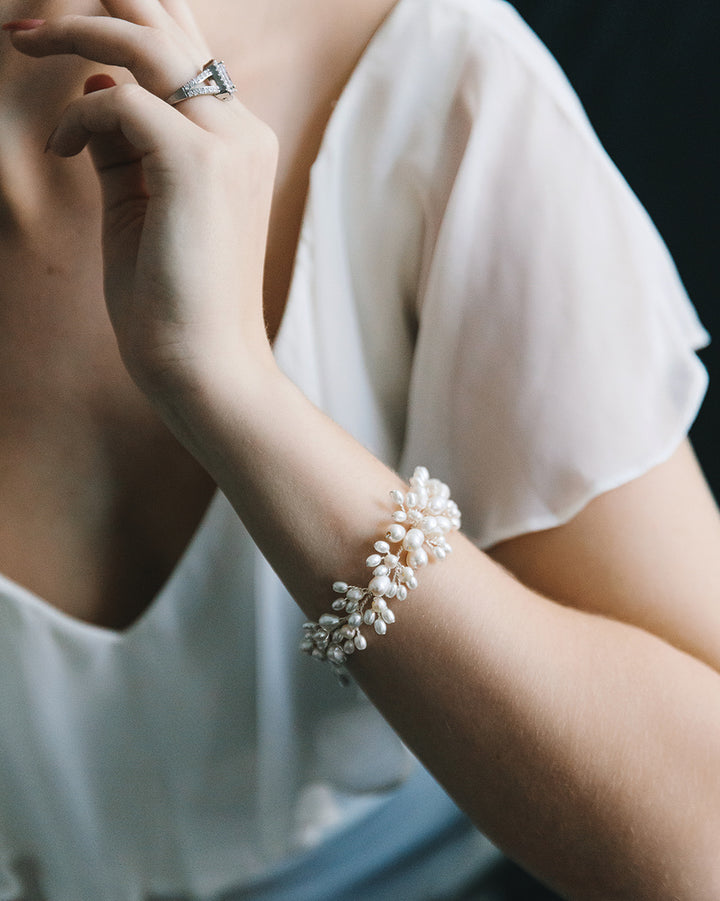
[166,59,236,105]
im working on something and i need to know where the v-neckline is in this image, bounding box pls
[0,0,412,647]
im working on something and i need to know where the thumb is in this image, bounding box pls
[83,73,143,174]
[80,74,149,218]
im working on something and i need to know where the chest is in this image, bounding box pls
[0,3,399,631]
[0,124,320,633]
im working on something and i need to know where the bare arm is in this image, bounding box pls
[172,372,720,901]
[9,4,720,897]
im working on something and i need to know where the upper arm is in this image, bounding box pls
[488,440,720,673]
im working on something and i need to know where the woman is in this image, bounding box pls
[1,0,719,898]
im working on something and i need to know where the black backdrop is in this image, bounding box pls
[507,1,720,498]
[456,9,718,896]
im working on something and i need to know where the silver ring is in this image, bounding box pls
[166,59,236,105]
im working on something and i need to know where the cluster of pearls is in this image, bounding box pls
[301,467,461,676]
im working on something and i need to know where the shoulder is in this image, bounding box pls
[349,0,599,178]
[383,0,587,113]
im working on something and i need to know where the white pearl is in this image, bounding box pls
[343,641,356,655]
[366,554,382,568]
[348,612,362,627]
[374,540,390,555]
[386,524,406,543]
[381,608,396,624]
[392,510,407,523]
[374,619,387,636]
[405,492,418,508]
[373,598,388,611]
[408,547,428,568]
[385,582,397,599]
[332,581,348,594]
[384,554,399,567]
[347,587,364,602]
[390,489,404,505]
[300,639,314,652]
[373,565,390,577]
[421,516,438,534]
[413,466,429,483]
[396,585,408,601]
[402,528,425,551]
[407,576,418,590]
[354,633,368,651]
[332,599,347,611]
[433,546,446,560]
[428,497,447,515]
[327,646,346,665]
[345,600,359,613]
[319,614,339,628]
[436,516,451,533]
[363,610,376,625]
[427,478,449,498]
[369,575,391,596]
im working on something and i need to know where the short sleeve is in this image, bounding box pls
[398,1,709,548]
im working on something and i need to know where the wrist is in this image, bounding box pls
[145,337,285,467]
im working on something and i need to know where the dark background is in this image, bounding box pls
[508,1,720,499]
[462,10,718,896]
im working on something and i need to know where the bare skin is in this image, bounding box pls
[0,0,397,628]
[2,2,720,897]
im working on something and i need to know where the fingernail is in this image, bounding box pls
[2,19,46,33]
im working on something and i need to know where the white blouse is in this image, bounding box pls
[0,0,708,897]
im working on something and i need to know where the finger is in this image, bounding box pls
[85,72,120,96]
[8,15,236,132]
[97,0,173,28]
[98,0,204,45]
[7,15,203,98]
[79,76,149,214]
[83,75,144,170]
[155,0,210,54]
[47,80,201,173]
[97,0,210,53]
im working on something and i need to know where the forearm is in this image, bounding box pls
[359,568,720,900]
[15,6,717,896]
[159,364,720,901]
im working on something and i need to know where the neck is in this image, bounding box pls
[0,0,399,230]
[0,2,116,230]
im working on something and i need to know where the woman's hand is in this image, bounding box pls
[5,0,278,401]
[7,8,720,899]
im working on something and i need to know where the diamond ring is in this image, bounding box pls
[166,59,236,105]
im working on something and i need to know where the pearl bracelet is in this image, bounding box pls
[301,467,461,676]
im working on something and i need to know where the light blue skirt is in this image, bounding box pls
[216,766,558,901]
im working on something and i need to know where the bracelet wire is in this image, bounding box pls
[301,467,461,680]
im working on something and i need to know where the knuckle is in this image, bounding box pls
[56,13,83,34]
[255,121,280,164]
[52,14,83,50]
[232,117,279,172]
[113,82,145,106]
[173,133,222,175]
[138,26,174,59]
